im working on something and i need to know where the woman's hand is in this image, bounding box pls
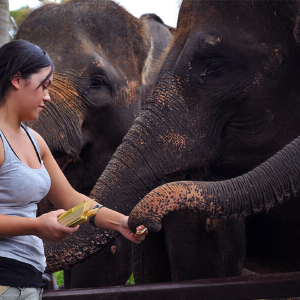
[35,210,79,242]
[119,216,147,244]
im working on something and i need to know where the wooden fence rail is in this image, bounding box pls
[43,271,300,300]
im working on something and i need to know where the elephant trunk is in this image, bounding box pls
[128,136,300,233]
[90,98,192,213]
[44,94,194,271]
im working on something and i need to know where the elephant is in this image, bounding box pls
[42,0,300,284]
[16,0,173,288]
[128,134,300,234]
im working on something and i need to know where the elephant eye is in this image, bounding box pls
[89,79,103,89]
[85,76,112,95]
[199,61,226,84]
[201,62,223,77]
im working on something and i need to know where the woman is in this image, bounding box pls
[0,39,146,299]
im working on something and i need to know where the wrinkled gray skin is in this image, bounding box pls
[86,0,300,283]
[16,0,173,288]
[42,0,300,285]
[128,135,300,234]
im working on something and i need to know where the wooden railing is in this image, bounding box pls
[43,271,300,300]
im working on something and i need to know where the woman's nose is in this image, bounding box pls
[44,90,51,102]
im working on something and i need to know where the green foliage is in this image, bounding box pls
[53,271,134,287]
[53,270,64,287]
[125,274,135,285]
[10,6,31,24]
[9,7,32,39]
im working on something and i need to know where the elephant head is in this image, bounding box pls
[44,0,300,282]
[16,0,173,286]
[17,0,173,196]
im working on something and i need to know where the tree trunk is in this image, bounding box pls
[0,0,9,46]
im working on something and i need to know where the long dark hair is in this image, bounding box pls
[0,39,54,104]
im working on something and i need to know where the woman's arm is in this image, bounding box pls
[0,211,78,241]
[35,131,146,243]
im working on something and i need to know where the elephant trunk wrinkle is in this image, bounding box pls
[128,182,207,233]
[129,135,300,231]
[44,227,119,273]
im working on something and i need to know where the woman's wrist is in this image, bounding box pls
[89,204,104,227]
[92,207,126,232]
[30,216,42,237]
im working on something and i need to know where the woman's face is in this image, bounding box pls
[18,66,53,121]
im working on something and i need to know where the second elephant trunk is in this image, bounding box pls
[128,136,300,233]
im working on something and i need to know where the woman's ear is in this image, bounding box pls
[11,72,22,90]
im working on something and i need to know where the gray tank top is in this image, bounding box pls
[0,124,51,272]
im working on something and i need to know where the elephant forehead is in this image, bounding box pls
[203,35,221,47]
[179,0,298,46]
[48,35,146,83]
[16,0,151,70]
[92,58,105,69]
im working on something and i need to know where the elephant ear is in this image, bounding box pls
[139,13,173,103]
[140,13,176,35]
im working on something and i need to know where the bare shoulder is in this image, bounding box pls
[0,134,4,166]
[29,128,51,159]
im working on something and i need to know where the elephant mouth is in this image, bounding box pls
[54,151,73,171]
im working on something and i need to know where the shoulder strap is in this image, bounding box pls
[21,124,42,164]
[0,129,20,161]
